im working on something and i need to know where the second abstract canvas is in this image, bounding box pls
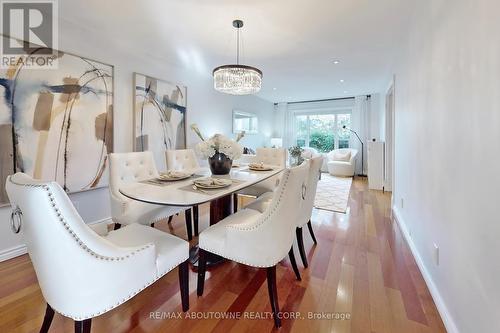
[133,73,187,170]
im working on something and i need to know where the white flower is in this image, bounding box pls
[194,133,243,160]
[195,141,216,159]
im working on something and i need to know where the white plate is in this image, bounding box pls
[194,177,232,189]
[158,171,193,181]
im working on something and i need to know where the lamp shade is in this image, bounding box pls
[270,138,283,148]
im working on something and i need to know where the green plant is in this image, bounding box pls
[309,131,335,152]
[288,146,305,165]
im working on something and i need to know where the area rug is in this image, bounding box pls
[314,173,353,213]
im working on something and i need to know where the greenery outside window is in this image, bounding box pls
[294,113,351,152]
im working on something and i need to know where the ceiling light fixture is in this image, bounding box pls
[213,20,262,95]
[340,79,345,83]
[333,60,340,64]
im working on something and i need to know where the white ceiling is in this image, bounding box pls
[59,0,412,103]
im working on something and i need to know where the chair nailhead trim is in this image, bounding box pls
[8,178,154,262]
[8,177,190,322]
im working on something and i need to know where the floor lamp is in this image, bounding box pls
[343,125,366,177]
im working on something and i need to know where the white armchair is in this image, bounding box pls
[233,147,287,212]
[326,148,358,177]
[197,161,310,328]
[165,149,201,236]
[109,151,195,240]
[5,173,189,333]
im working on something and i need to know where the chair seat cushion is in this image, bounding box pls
[244,191,273,213]
[327,160,350,166]
[105,224,189,275]
[332,150,351,161]
[237,184,272,197]
[118,199,185,226]
[199,208,262,255]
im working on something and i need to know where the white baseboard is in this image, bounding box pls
[87,217,113,226]
[0,244,27,262]
[0,217,112,263]
[392,206,459,333]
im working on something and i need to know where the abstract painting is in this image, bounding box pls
[133,73,186,170]
[0,35,113,205]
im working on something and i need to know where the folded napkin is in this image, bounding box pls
[249,162,266,168]
[194,177,232,186]
[160,170,191,178]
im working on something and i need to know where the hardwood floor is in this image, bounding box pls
[0,178,446,333]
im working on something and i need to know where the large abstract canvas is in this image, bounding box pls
[0,35,113,205]
[134,73,186,170]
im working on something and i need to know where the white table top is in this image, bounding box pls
[119,166,284,207]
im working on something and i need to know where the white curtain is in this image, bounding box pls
[281,102,295,148]
[350,96,370,175]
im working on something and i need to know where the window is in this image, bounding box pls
[294,113,351,152]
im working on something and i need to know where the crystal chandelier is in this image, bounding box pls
[213,20,262,95]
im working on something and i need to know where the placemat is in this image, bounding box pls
[178,178,244,195]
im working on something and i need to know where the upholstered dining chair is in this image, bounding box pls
[165,149,201,236]
[109,151,194,241]
[197,161,310,328]
[5,173,189,333]
[294,156,323,267]
[244,156,323,268]
[233,147,287,212]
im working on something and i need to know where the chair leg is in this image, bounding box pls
[113,223,121,230]
[197,248,207,296]
[185,209,193,241]
[266,266,281,328]
[193,205,199,237]
[296,227,308,268]
[178,260,189,312]
[40,303,55,333]
[150,223,155,228]
[288,246,302,281]
[168,215,173,224]
[307,220,317,244]
[74,319,91,333]
[233,193,238,213]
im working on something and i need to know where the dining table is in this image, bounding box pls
[119,164,284,268]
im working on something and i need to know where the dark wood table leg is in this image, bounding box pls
[189,194,232,268]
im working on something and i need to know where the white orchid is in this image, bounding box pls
[235,131,245,142]
[190,123,205,141]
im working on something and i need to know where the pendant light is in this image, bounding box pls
[213,20,262,95]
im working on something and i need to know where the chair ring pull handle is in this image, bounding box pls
[302,184,307,200]
[10,207,22,234]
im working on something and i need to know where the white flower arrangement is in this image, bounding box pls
[190,124,245,160]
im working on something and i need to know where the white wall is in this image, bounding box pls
[392,1,500,332]
[0,19,274,260]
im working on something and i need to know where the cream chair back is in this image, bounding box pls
[255,148,286,167]
[108,151,159,218]
[297,156,323,227]
[5,173,157,320]
[225,161,310,267]
[165,149,200,173]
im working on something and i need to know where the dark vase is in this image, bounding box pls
[208,152,233,175]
